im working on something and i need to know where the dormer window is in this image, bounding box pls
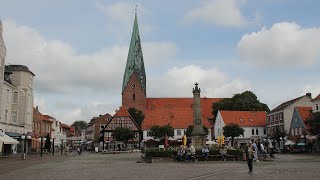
[240,118,243,122]
[250,119,253,122]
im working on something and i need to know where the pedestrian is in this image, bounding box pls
[202,145,209,161]
[252,141,259,162]
[246,141,255,175]
[177,145,185,161]
[219,144,227,161]
[77,147,81,155]
[65,146,69,156]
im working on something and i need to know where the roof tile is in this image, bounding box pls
[220,110,266,127]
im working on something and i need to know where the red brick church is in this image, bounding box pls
[119,13,222,142]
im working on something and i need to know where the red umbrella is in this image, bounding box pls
[164,134,168,148]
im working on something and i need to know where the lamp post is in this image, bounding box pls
[38,137,47,157]
[301,131,307,153]
[61,140,64,155]
[21,134,31,160]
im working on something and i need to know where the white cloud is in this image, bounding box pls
[237,22,320,67]
[148,65,252,98]
[2,20,179,124]
[183,0,247,27]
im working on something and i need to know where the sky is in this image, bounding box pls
[1,0,320,125]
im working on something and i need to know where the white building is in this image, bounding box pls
[214,110,267,147]
[0,21,35,138]
[311,94,320,113]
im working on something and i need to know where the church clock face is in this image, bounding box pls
[131,83,136,88]
[195,118,201,125]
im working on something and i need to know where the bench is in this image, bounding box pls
[172,154,235,162]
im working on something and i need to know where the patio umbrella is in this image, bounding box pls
[297,142,305,146]
[182,134,187,146]
[164,134,168,147]
[284,140,295,146]
[206,140,218,145]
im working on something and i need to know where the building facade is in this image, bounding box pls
[266,93,313,138]
[288,107,312,143]
[214,110,267,147]
[311,94,320,113]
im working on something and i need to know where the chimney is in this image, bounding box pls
[306,93,312,98]
[36,106,39,111]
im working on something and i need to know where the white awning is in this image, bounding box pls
[0,134,20,144]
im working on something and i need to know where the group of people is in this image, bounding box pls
[65,145,82,156]
[176,143,196,161]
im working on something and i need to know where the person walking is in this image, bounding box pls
[202,145,209,161]
[252,141,259,162]
[246,141,255,175]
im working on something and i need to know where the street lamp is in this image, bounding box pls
[21,134,31,160]
[38,137,47,157]
[61,140,64,155]
[50,138,55,155]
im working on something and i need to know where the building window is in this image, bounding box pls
[291,128,294,136]
[177,130,181,136]
[133,94,135,101]
[316,104,319,110]
[252,128,254,135]
[267,117,270,124]
[299,127,302,135]
[295,128,298,135]
[4,109,8,122]
[12,111,17,124]
[135,132,139,138]
[294,118,297,123]
[13,92,19,104]
[256,129,259,135]
[100,125,105,130]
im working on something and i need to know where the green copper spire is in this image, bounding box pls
[122,12,146,94]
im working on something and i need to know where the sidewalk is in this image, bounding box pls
[0,152,70,174]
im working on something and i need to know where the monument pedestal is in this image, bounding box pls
[191,135,206,150]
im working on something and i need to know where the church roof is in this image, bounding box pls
[122,13,146,94]
[219,110,266,127]
[142,98,221,130]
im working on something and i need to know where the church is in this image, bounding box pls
[102,13,221,149]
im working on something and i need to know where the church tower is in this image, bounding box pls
[122,12,146,113]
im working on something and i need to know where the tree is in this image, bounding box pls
[212,91,270,118]
[305,111,320,137]
[112,127,135,150]
[185,125,209,137]
[128,107,145,128]
[223,123,244,146]
[72,120,87,131]
[44,134,51,152]
[149,125,174,141]
[270,127,286,146]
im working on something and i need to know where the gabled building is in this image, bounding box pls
[102,107,141,150]
[266,93,313,137]
[289,107,312,143]
[85,113,112,143]
[311,94,320,113]
[214,110,267,147]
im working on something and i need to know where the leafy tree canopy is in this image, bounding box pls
[270,127,286,142]
[128,107,145,129]
[113,127,135,143]
[72,120,87,130]
[305,111,320,137]
[223,123,244,145]
[212,91,270,118]
[149,125,174,140]
[185,125,209,137]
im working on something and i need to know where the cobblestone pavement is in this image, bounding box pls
[0,152,320,180]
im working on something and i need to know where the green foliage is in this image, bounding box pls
[212,91,270,117]
[44,134,51,151]
[223,123,244,145]
[128,107,145,128]
[145,148,175,157]
[113,127,135,143]
[305,111,320,136]
[149,125,174,140]
[72,120,87,132]
[271,127,286,142]
[185,125,209,137]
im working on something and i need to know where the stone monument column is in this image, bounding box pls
[191,83,206,149]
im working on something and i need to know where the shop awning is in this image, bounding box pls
[0,134,20,144]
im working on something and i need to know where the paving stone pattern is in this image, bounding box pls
[0,152,320,180]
